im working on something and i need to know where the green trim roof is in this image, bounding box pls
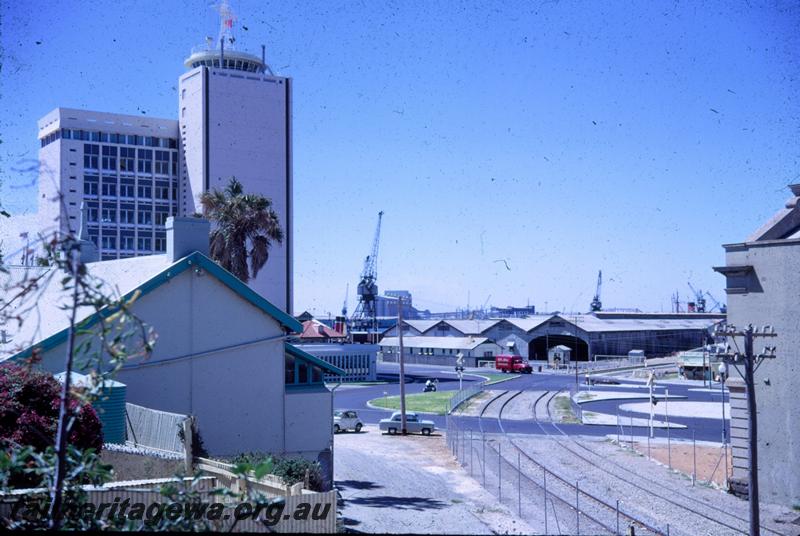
[9,252,302,361]
[285,343,346,376]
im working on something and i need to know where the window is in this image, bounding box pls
[171,152,179,176]
[297,363,308,384]
[87,207,99,222]
[109,133,121,143]
[83,144,99,169]
[120,183,135,197]
[155,184,170,200]
[154,211,169,225]
[137,237,152,251]
[285,354,295,384]
[99,132,109,143]
[89,131,100,142]
[154,236,166,251]
[83,182,98,196]
[311,366,323,383]
[137,184,152,198]
[154,151,169,175]
[120,147,135,171]
[120,236,135,250]
[101,208,116,223]
[101,182,117,197]
[138,210,152,225]
[137,149,152,173]
[120,207,135,224]
[101,236,116,250]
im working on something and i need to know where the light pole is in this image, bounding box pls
[456,352,464,391]
[647,370,655,438]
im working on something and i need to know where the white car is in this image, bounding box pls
[334,410,363,433]
[379,411,436,435]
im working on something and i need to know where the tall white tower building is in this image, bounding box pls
[179,1,292,312]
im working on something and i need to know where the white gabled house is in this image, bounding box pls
[1,218,343,487]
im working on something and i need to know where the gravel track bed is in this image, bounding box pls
[463,433,604,535]
[502,390,546,421]
[507,433,794,536]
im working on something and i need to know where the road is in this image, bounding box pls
[334,362,730,442]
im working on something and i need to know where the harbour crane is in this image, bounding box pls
[687,282,707,313]
[590,270,602,312]
[703,290,726,313]
[350,211,384,342]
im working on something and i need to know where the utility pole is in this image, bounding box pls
[398,296,408,434]
[716,324,778,536]
[574,315,580,389]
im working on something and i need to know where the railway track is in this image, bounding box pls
[471,389,663,535]
[528,388,784,536]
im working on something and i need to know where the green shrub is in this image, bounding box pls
[229,451,272,467]
[272,457,323,491]
[227,452,323,491]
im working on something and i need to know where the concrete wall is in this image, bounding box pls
[285,388,334,489]
[179,67,292,313]
[101,450,183,482]
[723,239,800,507]
[178,69,206,218]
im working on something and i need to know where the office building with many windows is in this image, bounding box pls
[36,108,180,261]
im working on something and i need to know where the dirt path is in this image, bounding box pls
[335,425,533,534]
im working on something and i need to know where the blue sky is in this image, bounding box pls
[1,1,798,315]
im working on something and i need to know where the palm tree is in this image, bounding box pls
[200,177,283,283]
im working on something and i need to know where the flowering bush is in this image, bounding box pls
[0,363,103,453]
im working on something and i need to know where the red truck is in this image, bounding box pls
[495,355,533,374]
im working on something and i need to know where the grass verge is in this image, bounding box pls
[369,391,455,415]
[475,372,521,385]
[553,394,581,423]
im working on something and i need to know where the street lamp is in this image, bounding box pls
[455,352,464,391]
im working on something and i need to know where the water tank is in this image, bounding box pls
[54,372,127,445]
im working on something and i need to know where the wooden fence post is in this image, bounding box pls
[183,417,194,476]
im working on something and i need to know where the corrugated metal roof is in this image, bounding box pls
[379,336,493,350]
[435,319,500,335]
